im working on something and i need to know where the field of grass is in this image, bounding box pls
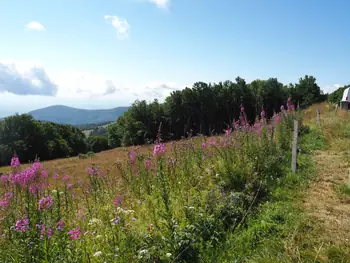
[1,104,349,262]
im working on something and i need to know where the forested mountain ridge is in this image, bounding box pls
[27,105,129,125]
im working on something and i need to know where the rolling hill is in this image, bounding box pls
[28,105,129,125]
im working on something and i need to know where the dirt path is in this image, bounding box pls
[303,150,350,259]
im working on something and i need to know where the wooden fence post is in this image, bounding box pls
[316,109,321,128]
[291,120,299,173]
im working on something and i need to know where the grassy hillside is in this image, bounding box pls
[29,105,129,125]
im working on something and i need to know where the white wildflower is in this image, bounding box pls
[93,251,102,257]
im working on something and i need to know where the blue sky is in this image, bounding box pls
[0,0,349,117]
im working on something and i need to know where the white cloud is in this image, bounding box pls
[104,15,130,39]
[0,61,57,96]
[25,21,45,31]
[149,0,170,9]
[323,84,343,94]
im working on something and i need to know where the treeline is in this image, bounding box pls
[108,75,326,147]
[0,115,110,166]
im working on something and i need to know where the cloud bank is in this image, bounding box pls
[25,21,45,31]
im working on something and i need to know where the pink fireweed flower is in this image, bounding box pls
[261,108,265,118]
[40,170,48,178]
[62,175,70,181]
[280,105,285,111]
[38,195,53,211]
[47,228,53,238]
[224,129,232,135]
[86,168,94,175]
[153,143,166,157]
[0,198,9,208]
[4,192,13,199]
[53,173,59,180]
[11,156,20,168]
[0,175,8,182]
[144,159,151,169]
[241,106,245,112]
[15,216,29,232]
[113,196,123,207]
[202,142,207,149]
[56,220,65,231]
[29,184,41,195]
[209,139,216,146]
[68,227,81,240]
[129,152,137,164]
[66,184,73,190]
[31,160,42,171]
[276,115,281,124]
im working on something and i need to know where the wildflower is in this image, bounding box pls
[15,216,29,232]
[66,184,73,190]
[4,192,13,199]
[276,115,281,124]
[88,218,102,227]
[47,228,53,238]
[202,142,207,149]
[86,168,94,175]
[32,160,42,171]
[166,253,172,258]
[132,217,136,221]
[147,224,154,232]
[144,159,151,169]
[0,175,8,182]
[224,128,232,135]
[209,138,216,146]
[38,195,53,211]
[0,198,9,208]
[40,170,48,178]
[113,196,123,207]
[153,143,166,157]
[129,152,137,164]
[11,156,20,168]
[241,106,245,112]
[93,251,102,257]
[280,105,285,111]
[111,217,120,225]
[29,184,41,195]
[68,227,81,240]
[56,220,65,231]
[261,108,265,118]
[62,175,70,181]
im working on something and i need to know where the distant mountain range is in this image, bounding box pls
[25,105,129,126]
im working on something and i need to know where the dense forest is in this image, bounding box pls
[108,75,327,147]
[0,74,340,166]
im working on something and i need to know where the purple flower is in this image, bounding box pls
[261,108,265,118]
[114,196,123,207]
[62,175,70,181]
[15,216,29,232]
[0,198,9,208]
[68,227,81,240]
[53,173,59,180]
[202,142,207,149]
[153,143,166,157]
[56,220,65,231]
[132,217,136,221]
[241,106,245,112]
[280,105,285,111]
[86,168,94,175]
[38,195,53,211]
[0,175,8,182]
[224,129,232,135]
[11,156,20,168]
[144,159,151,169]
[112,216,120,225]
[40,170,48,178]
[66,184,73,190]
[209,139,216,146]
[129,152,137,164]
[47,228,53,238]
[4,192,13,199]
[32,160,42,171]
[29,184,41,195]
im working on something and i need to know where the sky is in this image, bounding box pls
[0,0,350,117]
